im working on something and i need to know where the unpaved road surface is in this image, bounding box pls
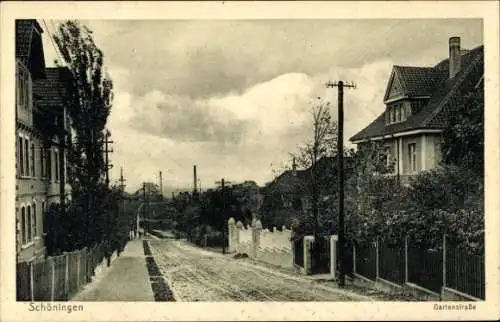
[149,239,371,301]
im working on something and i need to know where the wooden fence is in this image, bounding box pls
[17,243,107,301]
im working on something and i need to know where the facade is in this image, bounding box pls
[15,20,72,262]
[350,37,484,184]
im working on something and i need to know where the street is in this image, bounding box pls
[149,238,369,301]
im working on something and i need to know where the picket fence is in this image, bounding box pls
[349,235,485,300]
[17,243,108,301]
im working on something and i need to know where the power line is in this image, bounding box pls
[41,19,66,67]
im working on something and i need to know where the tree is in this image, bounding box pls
[291,99,338,239]
[53,20,114,248]
[344,141,401,244]
[441,82,484,176]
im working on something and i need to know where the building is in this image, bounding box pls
[349,37,484,184]
[16,20,72,262]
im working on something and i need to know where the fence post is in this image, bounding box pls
[50,257,55,301]
[375,238,379,279]
[405,236,408,283]
[64,252,69,300]
[353,241,356,275]
[76,251,81,290]
[329,235,337,279]
[442,234,446,288]
[29,261,34,301]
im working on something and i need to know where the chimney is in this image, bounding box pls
[292,156,297,176]
[193,165,198,193]
[449,37,461,79]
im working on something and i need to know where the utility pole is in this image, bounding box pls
[143,182,147,235]
[104,130,114,187]
[119,167,126,191]
[193,165,198,194]
[104,130,114,266]
[325,80,356,287]
[159,170,163,200]
[215,178,231,254]
[119,167,128,238]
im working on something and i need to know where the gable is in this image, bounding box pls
[15,20,46,79]
[385,70,405,101]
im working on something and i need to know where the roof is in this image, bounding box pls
[384,66,448,101]
[16,20,34,59]
[32,67,72,108]
[350,45,484,142]
[16,19,46,79]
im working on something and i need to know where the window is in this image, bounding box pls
[16,62,31,111]
[54,151,59,181]
[401,104,406,121]
[27,205,32,242]
[47,149,52,180]
[19,67,26,108]
[408,143,417,172]
[21,207,26,244]
[435,140,443,166]
[18,137,23,176]
[30,143,35,177]
[24,138,29,176]
[40,148,44,178]
[33,204,37,238]
[385,146,392,168]
[395,105,401,122]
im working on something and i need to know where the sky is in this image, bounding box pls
[41,19,483,193]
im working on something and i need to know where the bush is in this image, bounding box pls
[345,164,484,253]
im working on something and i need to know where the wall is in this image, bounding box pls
[228,218,293,269]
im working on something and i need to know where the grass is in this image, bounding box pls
[142,240,175,301]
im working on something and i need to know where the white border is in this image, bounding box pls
[1,1,499,321]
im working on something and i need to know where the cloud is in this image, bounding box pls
[106,61,394,190]
[42,19,483,191]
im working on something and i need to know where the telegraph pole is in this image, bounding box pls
[159,171,163,200]
[104,130,114,266]
[325,80,356,287]
[119,167,126,191]
[143,182,147,235]
[215,178,231,254]
[104,131,114,187]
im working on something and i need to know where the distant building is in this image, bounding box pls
[350,37,484,184]
[16,20,72,262]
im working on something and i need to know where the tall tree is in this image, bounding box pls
[292,99,338,237]
[441,82,484,176]
[53,20,114,247]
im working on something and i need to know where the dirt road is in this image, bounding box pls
[149,239,371,301]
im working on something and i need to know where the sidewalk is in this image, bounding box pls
[71,238,154,301]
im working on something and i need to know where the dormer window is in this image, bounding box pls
[386,101,410,125]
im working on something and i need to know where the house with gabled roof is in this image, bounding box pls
[16,19,73,262]
[350,37,484,185]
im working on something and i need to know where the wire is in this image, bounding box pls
[41,19,66,67]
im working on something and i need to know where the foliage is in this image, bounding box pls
[441,83,484,176]
[48,20,117,251]
[289,99,338,237]
[344,144,484,253]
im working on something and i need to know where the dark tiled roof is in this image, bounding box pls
[350,46,484,142]
[393,66,448,98]
[16,20,34,59]
[32,67,72,107]
[16,19,46,79]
